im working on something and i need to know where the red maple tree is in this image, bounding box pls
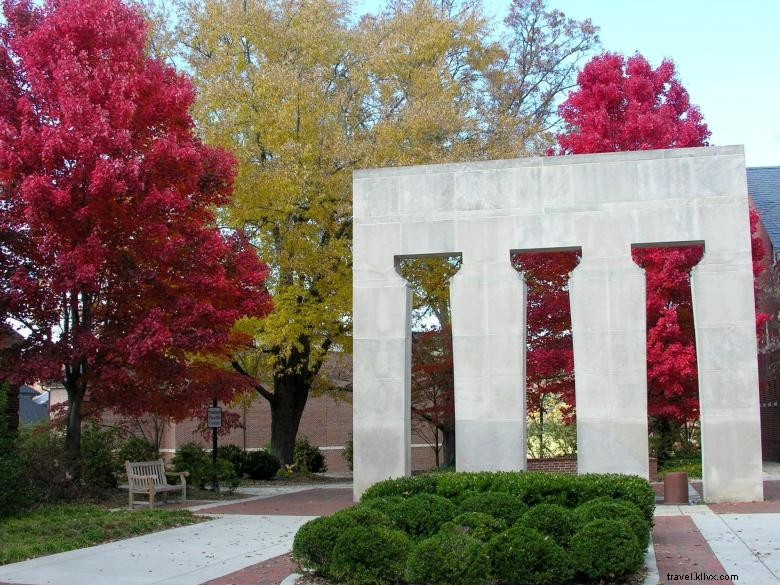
[521,53,765,453]
[0,0,272,458]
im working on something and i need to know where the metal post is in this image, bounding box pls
[212,398,218,493]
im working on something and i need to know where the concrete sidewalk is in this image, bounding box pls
[0,484,353,585]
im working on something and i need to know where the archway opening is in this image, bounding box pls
[512,249,581,464]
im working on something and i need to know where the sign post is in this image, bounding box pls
[207,400,222,492]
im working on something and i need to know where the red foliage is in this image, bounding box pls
[411,326,455,435]
[557,53,710,154]
[0,0,272,423]
[524,52,765,425]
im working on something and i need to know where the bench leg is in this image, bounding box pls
[129,490,134,510]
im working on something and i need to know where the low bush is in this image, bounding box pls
[216,444,247,477]
[293,436,327,473]
[390,493,457,538]
[405,533,491,585]
[116,436,158,467]
[570,519,644,582]
[207,458,240,492]
[459,492,527,525]
[438,512,506,542]
[17,427,81,502]
[574,497,650,549]
[330,525,412,585]
[517,503,576,546]
[362,471,655,522]
[0,452,37,519]
[242,450,281,480]
[80,424,121,493]
[172,442,210,487]
[293,506,393,576]
[489,525,574,585]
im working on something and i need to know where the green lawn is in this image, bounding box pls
[0,504,203,565]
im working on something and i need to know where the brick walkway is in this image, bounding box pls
[204,488,353,516]
[201,554,295,585]
[653,516,731,584]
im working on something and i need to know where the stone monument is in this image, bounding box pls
[352,146,763,504]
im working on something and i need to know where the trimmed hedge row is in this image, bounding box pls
[293,471,653,585]
[362,470,655,522]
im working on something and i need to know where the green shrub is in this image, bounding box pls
[460,492,527,525]
[361,474,438,500]
[17,426,81,502]
[489,525,574,585]
[390,493,457,538]
[574,498,650,549]
[293,436,327,473]
[293,506,393,576]
[518,503,576,546]
[216,444,247,477]
[117,436,157,467]
[80,424,121,493]
[207,458,240,492]
[330,525,412,585]
[343,434,353,471]
[361,495,405,518]
[405,533,491,585]
[438,512,506,542]
[0,452,37,518]
[172,442,210,487]
[362,471,655,522]
[242,449,281,480]
[570,519,644,582]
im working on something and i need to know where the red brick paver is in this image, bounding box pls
[653,516,731,584]
[200,553,295,585]
[204,488,353,516]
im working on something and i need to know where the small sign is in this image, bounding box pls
[207,406,222,428]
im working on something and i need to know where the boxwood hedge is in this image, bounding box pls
[294,471,653,585]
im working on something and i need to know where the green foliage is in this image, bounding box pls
[80,424,121,493]
[404,533,491,585]
[0,451,37,519]
[489,525,574,585]
[242,450,281,480]
[293,506,393,576]
[459,492,527,525]
[216,444,247,476]
[389,493,457,538]
[658,457,702,480]
[364,471,655,523]
[361,495,405,518]
[0,504,198,565]
[330,525,412,585]
[293,436,327,473]
[438,512,505,542]
[343,434,353,471]
[172,442,210,487]
[16,427,81,502]
[518,503,576,546]
[570,519,644,583]
[573,497,650,549]
[117,436,158,467]
[208,458,240,492]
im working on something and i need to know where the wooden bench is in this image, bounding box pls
[125,459,188,510]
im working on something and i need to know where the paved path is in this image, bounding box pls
[0,485,353,585]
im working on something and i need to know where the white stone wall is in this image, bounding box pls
[352,146,763,503]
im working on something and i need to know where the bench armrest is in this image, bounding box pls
[165,470,189,478]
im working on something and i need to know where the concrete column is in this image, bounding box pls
[691,256,763,503]
[352,270,412,499]
[570,253,649,478]
[450,259,526,472]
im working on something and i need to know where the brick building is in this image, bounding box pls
[749,166,780,461]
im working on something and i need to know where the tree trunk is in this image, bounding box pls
[442,425,456,467]
[65,386,84,461]
[269,373,310,465]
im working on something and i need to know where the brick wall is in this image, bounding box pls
[527,457,658,482]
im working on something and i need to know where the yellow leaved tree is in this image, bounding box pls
[174,0,598,463]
